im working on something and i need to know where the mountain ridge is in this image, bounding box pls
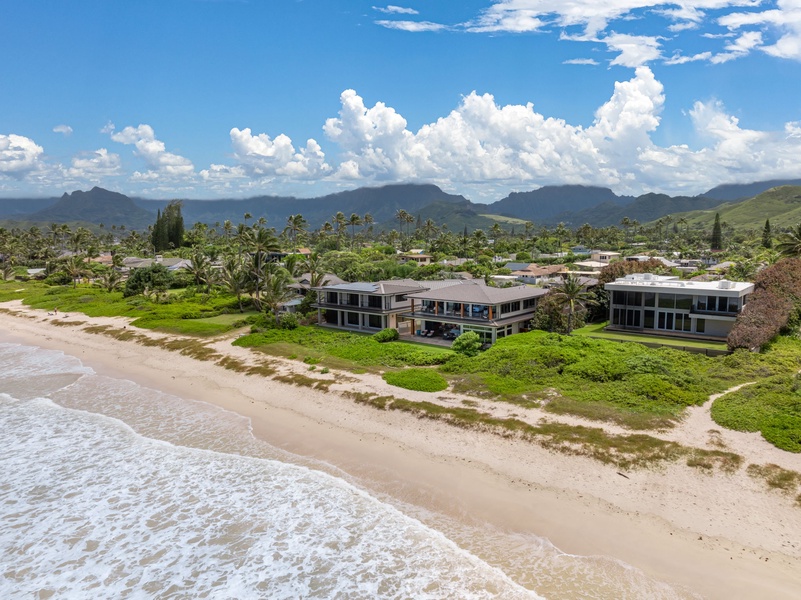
[0,179,796,233]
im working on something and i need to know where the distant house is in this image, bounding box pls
[121,256,191,271]
[604,273,754,340]
[590,250,621,264]
[571,260,607,273]
[289,272,346,296]
[625,255,679,268]
[399,253,434,266]
[511,264,567,284]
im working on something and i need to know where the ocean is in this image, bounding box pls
[0,342,699,599]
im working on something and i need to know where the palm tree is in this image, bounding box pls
[549,273,596,334]
[347,213,363,250]
[332,212,347,250]
[220,252,249,311]
[471,229,487,259]
[775,223,801,257]
[187,248,215,293]
[96,269,123,292]
[260,263,295,323]
[242,226,280,310]
[284,214,308,250]
[60,255,90,288]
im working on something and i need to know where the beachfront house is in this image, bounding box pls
[312,279,427,335]
[604,273,754,340]
[401,280,548,345]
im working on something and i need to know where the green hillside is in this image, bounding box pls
[659,186,801,232]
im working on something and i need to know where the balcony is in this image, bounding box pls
[689,304,740,317]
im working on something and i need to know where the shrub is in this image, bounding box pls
[373,328,399,343]
[44,272,73,286]
[279,313,299,330]
[452,331,482,357]
[728,258,801,351]
[383,368,449,392]
[123,264,173,298]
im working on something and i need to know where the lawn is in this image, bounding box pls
[573,322,729,352]
[234,326,454,372]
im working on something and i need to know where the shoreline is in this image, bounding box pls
[2,302,800,599]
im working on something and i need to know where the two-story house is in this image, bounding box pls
[312,279,427,333]
[604,273,754,340]
[401,280,548,344]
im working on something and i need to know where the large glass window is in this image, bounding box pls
[644,310,655,328]
[644,292,655,307]
[368,314,382,328]
[368,296,382,308]
[613,291,625,305]
[347,312,360,325]
[675,294,692,310]
[658,294,675,309]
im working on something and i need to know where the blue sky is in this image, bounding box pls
[2,0,800,203]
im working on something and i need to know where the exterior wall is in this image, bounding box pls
[607,287,746,339]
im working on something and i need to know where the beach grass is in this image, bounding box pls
[383,368,449,392]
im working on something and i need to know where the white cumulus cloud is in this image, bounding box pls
[67,148,122,179]
[0,134,45,178]
[109,124,195,178]
[604,33,663,66]
[53,124,73,136]
[226,128,331,179]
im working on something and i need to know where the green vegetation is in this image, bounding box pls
[712,345,801,453]
[4,281,252,336]
[574,322,728,352]
[346,391,742,471]
[673,185,801,231]
[441,331,799,430]
[383,368,449,392]
[234,326,454,370]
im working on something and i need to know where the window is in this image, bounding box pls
[326,292,338,304]
[523,297,538,309]
[644,292,655,307]
[368,314,382,328]
[500,301,521,314]
[613,291,625,305]
[644,310,655,328]
[675,294,692,310]
[348,293,359,307]
[395,295,406,302]
[658,294,675,309]
[347,312,359,326]
[367,296,382,309]
[696,319,705,333]
[626,291,642,306]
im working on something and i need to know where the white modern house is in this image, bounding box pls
[604,273,754,340]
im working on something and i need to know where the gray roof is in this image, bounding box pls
[502,262,533,271]
[316,278,426,295]
[406,280,547,304]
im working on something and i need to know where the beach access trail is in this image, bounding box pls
[2,300,800,600]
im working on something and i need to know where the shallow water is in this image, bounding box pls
[0,343,699,599]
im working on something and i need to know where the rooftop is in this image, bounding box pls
[406,280,547,304]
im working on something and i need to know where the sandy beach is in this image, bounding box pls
[2,300,800,599]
